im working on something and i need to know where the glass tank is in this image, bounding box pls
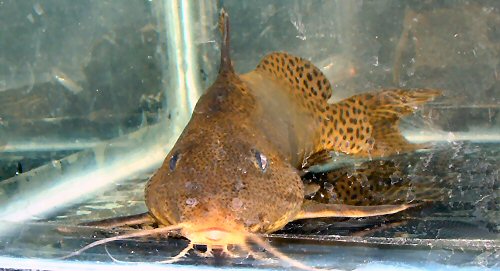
[0,0,498,270]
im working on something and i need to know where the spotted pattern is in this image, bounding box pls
[304,160,424,206]
[145,63,305,233]
[304,158,445,207]
[317,89,441,157]
[140,10,443,245]
[316,96,373,155]
[256,52,441,160]
[256,52,333,112]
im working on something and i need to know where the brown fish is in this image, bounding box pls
[69,10,441,269]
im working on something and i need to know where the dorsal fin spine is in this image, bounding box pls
[219,8,233,73]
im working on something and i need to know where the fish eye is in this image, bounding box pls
[169,152,180,171]
[254,150,268,172]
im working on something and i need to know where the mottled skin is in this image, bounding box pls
[143,13,440,248]
[145,69,305,240]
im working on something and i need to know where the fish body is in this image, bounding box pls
[68,12,441,270]
[74,10,441,267]
[144,12,440,247]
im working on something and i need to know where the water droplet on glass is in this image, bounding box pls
[406,193,416,202]
[328,192,339,203]
[390,173,400,185]
[359,174,369,187]
[346,169,354,178]
[406,69,415,78]
[52,160,62,170]
[27,14,35,23]
[446,132,456,142]
[33,3,44,15]
[323,182,334,194]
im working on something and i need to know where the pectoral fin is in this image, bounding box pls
[80,212,155,228]
[294,200,418,220]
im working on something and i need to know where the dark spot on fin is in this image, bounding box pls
[365,90,441,157]
[255,52,333,102]
[218,8,233,74]
[318,89,441,157]
[303,160,444,206]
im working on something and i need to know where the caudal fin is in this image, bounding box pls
[317,89,441,158]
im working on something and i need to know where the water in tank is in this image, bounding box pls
[0,1,498,270]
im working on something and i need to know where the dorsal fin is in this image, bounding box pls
[256,52,333,102]
[218,8,233,74]
[254,52,441,162]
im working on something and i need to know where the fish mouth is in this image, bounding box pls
[199,227,228,241]
[184,226,247,246]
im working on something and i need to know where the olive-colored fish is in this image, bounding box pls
[70,10,441,269]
